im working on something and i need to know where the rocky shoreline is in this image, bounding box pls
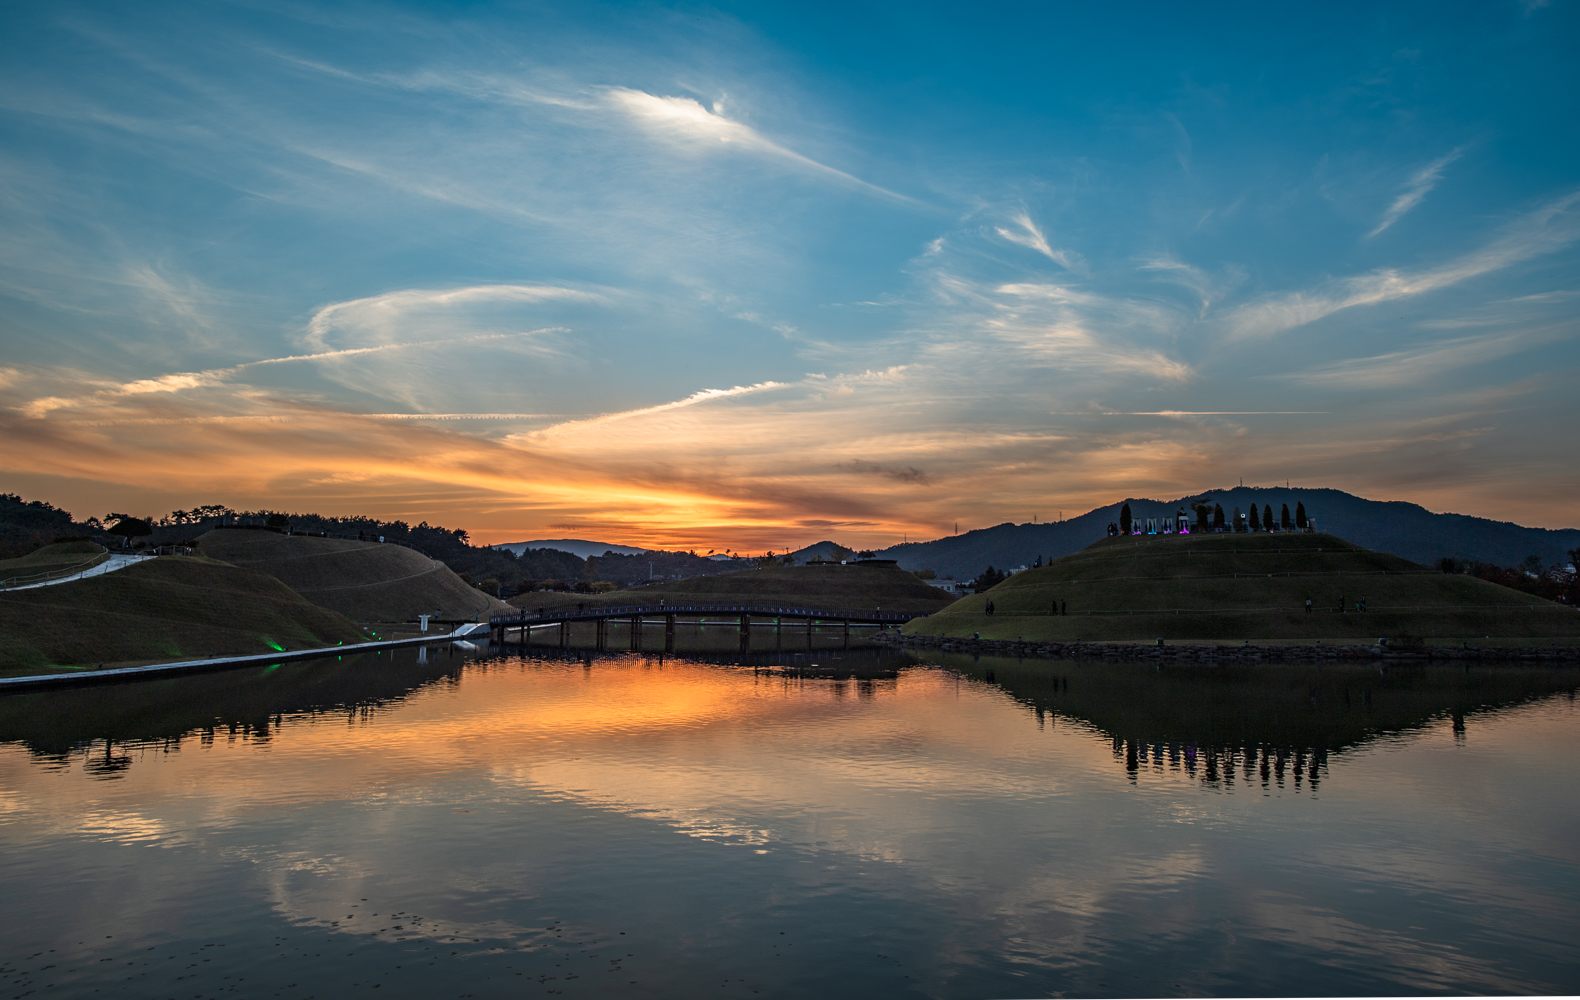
[873,631,1580,664]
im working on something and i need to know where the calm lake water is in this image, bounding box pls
[2,642,1577,998]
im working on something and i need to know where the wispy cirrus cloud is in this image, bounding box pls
[1272,325,1566,389]
[527,381,791,436]
[304,284,605,350]
[1368,148,1465,238]
[11,329,566,419]
[1224,189,1580,340]
[601,88,917,205]
[995,211,1083,271]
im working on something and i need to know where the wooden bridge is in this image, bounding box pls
[490,603,926,653]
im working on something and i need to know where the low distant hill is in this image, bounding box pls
[493,538,650,558]
[511,562,956,614]
[907,532,1578,644]
[0,556,367,674]
[883,487,1580,581]
[584,549,739,585]
[199,529,510,621]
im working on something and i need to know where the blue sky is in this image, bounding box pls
[1,0,1576,547]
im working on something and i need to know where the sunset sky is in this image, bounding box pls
[1,1,1576,549]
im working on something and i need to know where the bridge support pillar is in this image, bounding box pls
[595,617,606,651]
[559,621,567,648]
[739,614,750,654]
[843,620,850,649]
[631,615,641,651]
[665,614,675,653]
[807,618,814,647]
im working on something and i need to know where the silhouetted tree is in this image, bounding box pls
[1437,557,1460,574]
[1294,501,1308,529]
[1280,503,1292,531]
[105,514,152,547]
[1263,504,1273,530]
[1194,503,1211,531]
[1213,503,1225,530]
[1119,503,1132,535]
[972,566,1007,591]
[1248,504,1261,531]
[1231,506,1243,532]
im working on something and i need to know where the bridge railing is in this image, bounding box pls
[490,603,925,626]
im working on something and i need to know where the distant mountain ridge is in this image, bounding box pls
[878,487,1580,582]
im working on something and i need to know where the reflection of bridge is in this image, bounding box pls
[490,604,926,653]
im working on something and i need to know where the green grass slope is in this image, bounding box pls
[0,539,107,583]
[510,563,956,614]
[0,556,368,675]
[199,529,510,621]
[907,532,1579,643]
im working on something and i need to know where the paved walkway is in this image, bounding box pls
[3,552,154,591]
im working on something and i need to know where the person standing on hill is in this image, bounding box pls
[1338,594,1345,614]
[1061,600,1067,616]
[1359,596,1367,613]
[1305,597,1312,614]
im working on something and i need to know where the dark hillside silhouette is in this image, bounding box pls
[880,487,1580,581]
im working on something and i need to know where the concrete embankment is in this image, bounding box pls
[0,625,489,693]
[874,631,1580,664]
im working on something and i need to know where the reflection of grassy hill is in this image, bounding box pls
[0,556,367,675]
[929,651,1580,750]
[0,540,106,582]
[509,563,956,614]
[199,529,509,621]
[0,645,462,757]
[908,532,1578,643]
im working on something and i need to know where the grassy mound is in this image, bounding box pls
[199,529,510,621]
[0,556,368,675]
[907,532,1579,644]
[510,562,956,614]
[0,540,107,583]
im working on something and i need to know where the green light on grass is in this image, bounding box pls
[263,664,280,673]
[266,642,285,651]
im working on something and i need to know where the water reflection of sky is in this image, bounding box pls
[0,649,1576,998]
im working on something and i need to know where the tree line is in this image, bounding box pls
[1437,550,1580,606]
[1117,500,1310,534]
